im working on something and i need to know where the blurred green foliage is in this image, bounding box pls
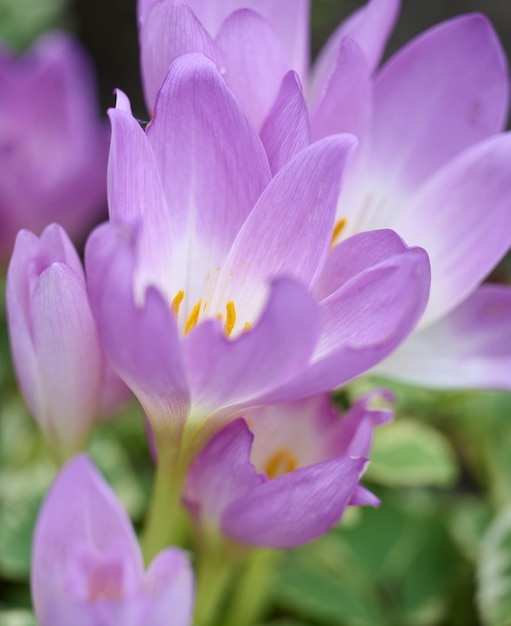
[0,0,71,50]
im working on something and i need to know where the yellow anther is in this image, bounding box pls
[243,321,251,333]
[184,300,202,335]
[264,448,299,480]
[171,290,185,316]
[331,217,347,247]
[224,300,236,337]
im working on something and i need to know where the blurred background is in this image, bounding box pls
[1,1,511,625]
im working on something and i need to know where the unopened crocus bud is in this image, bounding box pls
[183,391,393,548]
[32,454,194,626]
[0,32,108,263]
[6,224,127,460]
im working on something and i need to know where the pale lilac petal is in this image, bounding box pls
[222,456,367,547]
[183,419,264,526]
[310,0,400,100]
[216,135,357,323]
[7,225,102,455]
[29,262,102,451]
[310,37,372,144]
[377,284,511,389]
[215,9,290,129]
[144,549,194,626]
[85,223,190,430]
[265,245,430,401]
[32,455,143,625]
[314,229,409,300]
[260,71,310,174]
[185,278,320,415]
[108,90,174,301]
[185,0,310,77]
[146,53,270,309]
[140,0,220,111]
[325,388,394,460]
[371,14,509,194]
[395,132,511,326]
[349,485,380,507]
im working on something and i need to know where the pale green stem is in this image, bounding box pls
[141,444,187,564]
[194,534,245,626]
[222,548,281,626]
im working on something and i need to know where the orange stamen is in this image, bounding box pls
[184,300,202,335]
[224,301,236,337]
[264,448,299,480]
[171,290,185,316]
[330,217,347,247]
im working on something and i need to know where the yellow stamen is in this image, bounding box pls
[243,321,251,333]
[171,290,185,316]
[184,300,202,335]
[224,300,236,337]
[264,448,299,480]
[330,217,347,248]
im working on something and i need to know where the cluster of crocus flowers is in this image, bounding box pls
[138,0,511,390]
[0,32,109,263]
[3,0,511,624]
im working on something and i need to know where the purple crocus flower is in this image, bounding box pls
[0,32,108,263]
[183,391,392,547]
[85,52,430,453]
[6,224,129,459]
[138,0,511,389]
[32,454,194,626]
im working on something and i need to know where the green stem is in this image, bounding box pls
[140,445,186,564]
[194,534,244,626]
[223,548,280,626]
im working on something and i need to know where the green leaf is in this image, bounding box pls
[365,420,458,487]
[478,506,511,626]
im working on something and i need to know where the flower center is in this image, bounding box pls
[264,447,299,480]
[171,289,250,337]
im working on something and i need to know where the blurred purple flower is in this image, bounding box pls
[6,224,129,459]
[85,53,429,451]
[0,32,108,263]
[138,0,511,389]
[183,391,392,547]
[32,454,194,626]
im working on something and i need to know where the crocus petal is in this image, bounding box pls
[349,485,380,507]
[32,455,143,625]
[377,284,511,389]
[7,225,103,456]
[215,9,290,130]
[310,37,372,144]
[183,419,264,526]
[265,243,430,402]
[144,549,195,626]
[314,229,409,300]
[185,0,310,77]
[371,14,509,194]
[185,278,320,416]
[394,132,511,326]
[310,0,400,100]
[108,91,175,301]
[29,263,102,452]
[140,0,220,111]
[260,71,310,175]
[146,53,271,310]
[85,223,191,431]
[215,134,357,322]
[222,456,367,547]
